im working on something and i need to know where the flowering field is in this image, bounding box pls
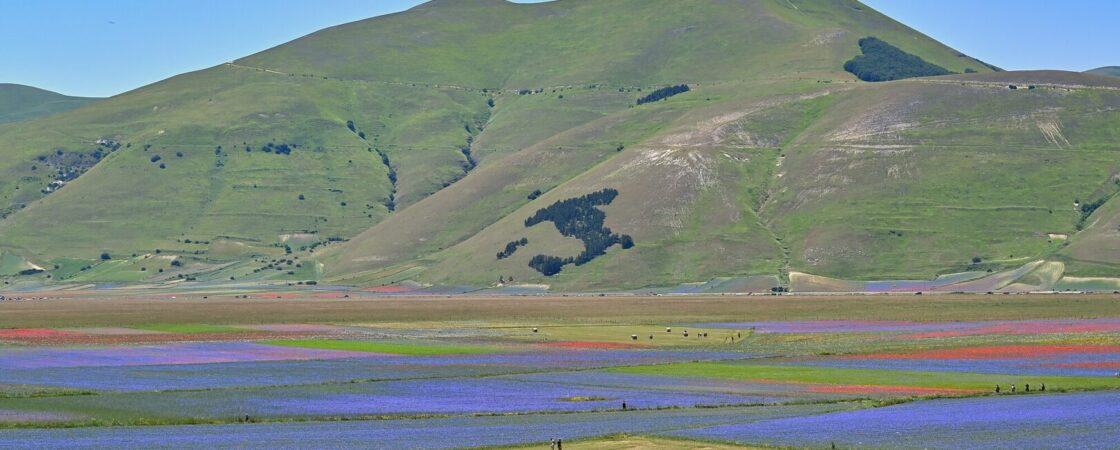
[694,319,1120,336]
[0,403,844,449]
[1,299,1119,448]
[670,391,1120,449]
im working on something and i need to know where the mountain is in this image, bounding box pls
[2,0,1117,291]
[0,84,98,124]
[1087,66,1120,77]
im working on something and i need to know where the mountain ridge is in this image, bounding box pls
[2,0,1117,291]
[0,83,99,124]
[1087,66,1120,77]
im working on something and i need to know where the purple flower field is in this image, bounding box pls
[0,342,381,369]
[258,377,775,415]
[4,317,1115,448]
[508,371,817,398]
[7,376,779,420]
[0,403,844,449]
[0,348,750,391]
[670,391,1120,449]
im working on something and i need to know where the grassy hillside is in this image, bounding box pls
[0,84,98,124]
[328,71,1120,289]
[15,0,1113,291]
[306,0,997,286]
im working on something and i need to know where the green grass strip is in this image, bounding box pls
[610,362,1117,391]
[260,339,498,356]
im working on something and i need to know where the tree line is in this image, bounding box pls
[636,84,690,105]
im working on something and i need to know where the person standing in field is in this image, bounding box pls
[995,385,1000,393]
[550,438,556,450]
[1011,384,1016,393]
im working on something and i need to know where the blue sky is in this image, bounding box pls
[1,0,1115,97]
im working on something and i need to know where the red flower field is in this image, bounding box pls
[852,345,1120,361]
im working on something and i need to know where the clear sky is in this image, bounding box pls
[862,0,1117,73]
[2,0,1115,97]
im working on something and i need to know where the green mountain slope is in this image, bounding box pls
[1087,66,1120,77]
[0,84,98,124]
[326,71,1120,289]
[11,0,1116,290]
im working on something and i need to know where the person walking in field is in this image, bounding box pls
[1011,384,1016,393]
[550,438,556,450]
[995,384,1000,393]
[1041,382,1046,392]
[1025,383,1030,392]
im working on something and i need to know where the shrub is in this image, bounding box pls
[100,252,111,260]
[620,235,635,249]
[150,155,162,163]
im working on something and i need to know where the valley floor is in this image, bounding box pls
[1,292,1119,448]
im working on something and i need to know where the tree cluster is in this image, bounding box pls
[843,37,952,82]
[496,237,529,260]
[1078,196,1113,230]
[260,143,293,155]
[636,84,690,105]
[374,149,397,212]
[523,188,634,276]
